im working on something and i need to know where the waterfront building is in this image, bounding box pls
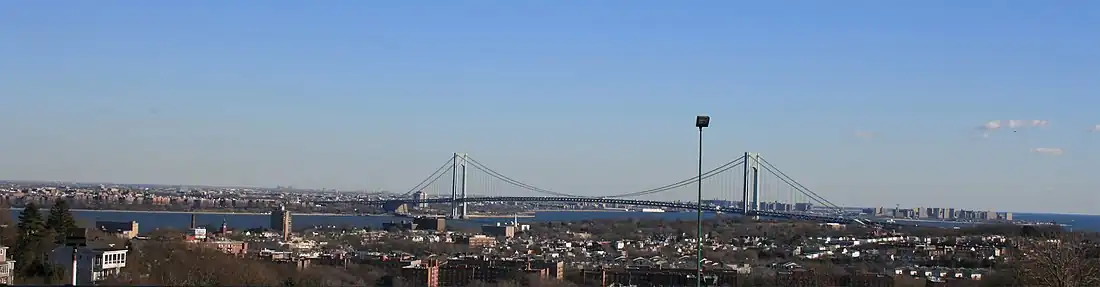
[270,205,293,238]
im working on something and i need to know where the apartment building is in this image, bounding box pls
[457,235,496,248]
[270,205,293,238]
[398,259,564,287]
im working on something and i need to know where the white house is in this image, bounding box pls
[50,243,129,285]
[0,245,15,285]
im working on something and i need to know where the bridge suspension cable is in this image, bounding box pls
[603,155,746,198]
[396,154,846,216]
[757,163,829,208]
[463,156,584,197]
[756,157,843,212]
[757,157,840,208]
[401,157,456,196]
[464,154,748,198]
[331,153,867,225]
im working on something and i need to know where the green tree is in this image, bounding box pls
[16,203,45,239]
[46,199,77,242]
[13,202,60,283]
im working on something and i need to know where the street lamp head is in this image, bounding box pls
[696,115,710,128]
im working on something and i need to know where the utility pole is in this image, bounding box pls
[694,115,710,287]
[65,228,85,286]
[70,246,78,286]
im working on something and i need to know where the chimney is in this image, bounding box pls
[190,214,197,229]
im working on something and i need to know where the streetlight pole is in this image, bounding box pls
[695,115,710,287]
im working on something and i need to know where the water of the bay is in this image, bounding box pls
[6,210,1096,233]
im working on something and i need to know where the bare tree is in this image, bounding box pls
[0,203,15,246]
[106,239,282,286]
[1012,233,1100,287]
[777,269,833,287]
[892,276,927,287]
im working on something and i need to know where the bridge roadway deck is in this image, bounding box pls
[317,196,874,225]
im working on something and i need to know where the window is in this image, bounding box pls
[102,253,121,265]
[101,252,127,265]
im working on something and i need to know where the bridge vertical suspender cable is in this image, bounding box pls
[755,156,844,213]
[609,156,747,198]
[462,154,749,199]
[758,164,837,211]
[401,157,456,196]
[758,157,841,209]
[463,156,577,197]
[398,154,843,215]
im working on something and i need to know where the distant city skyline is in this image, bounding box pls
[2,2,1099,214]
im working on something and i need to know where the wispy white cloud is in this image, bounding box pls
[1090,124,1100,132]
[980,120,1002,131]
[979,119,1049,130]
[977,119,1049,137]
[1031,147,1064,156]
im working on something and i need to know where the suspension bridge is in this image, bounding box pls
[318,152,873,225]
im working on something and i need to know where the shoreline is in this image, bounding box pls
[76,209,351,216]
[463,214,535,218]
[7,208,352,217]
[6,206,638,215]
[530,209,635,213]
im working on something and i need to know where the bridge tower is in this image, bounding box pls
[459,153,468,219]
[450,153,459,218]
[741,152,761,217]
[448,153,470,219]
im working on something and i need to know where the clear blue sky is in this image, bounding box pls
[2,1,1098,214]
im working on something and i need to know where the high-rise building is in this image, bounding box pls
[270,205,293,238]
[413,191,428,208]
